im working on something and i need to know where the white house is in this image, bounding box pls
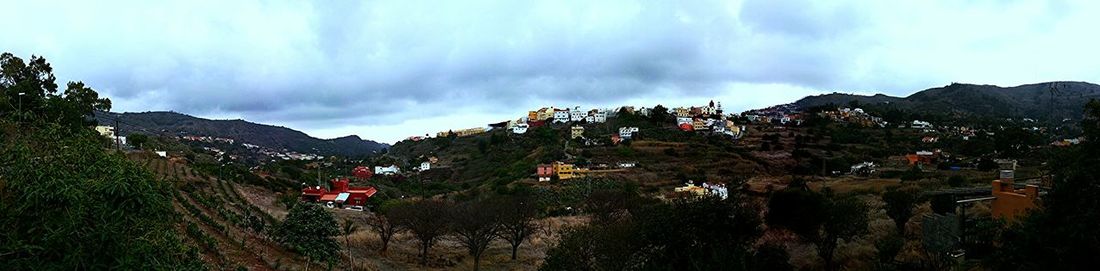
[638,107,651,116]
[570,107,586,122]
[701,183,729,200]
[912,120,933,129]
[375,165,400,175]
[592,111,607,123]
[512,123,529,134]
[619,127,640,139]
[155,151,167,158]
[676,117,693,125]
[419,162,431,172]
[702,100,718,116]
[617,161,637,168]
[553,109,570,123]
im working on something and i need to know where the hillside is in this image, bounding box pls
[385,112,795,197]
[96,111,388,157]
[794,81,1100,122]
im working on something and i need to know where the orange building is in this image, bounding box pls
[990,180,1039,223]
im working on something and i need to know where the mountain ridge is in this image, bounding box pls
[95,111,388,157]
[793,81,1100,121]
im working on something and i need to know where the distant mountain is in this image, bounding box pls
[794,81,1100,121]
[95,111,388,157]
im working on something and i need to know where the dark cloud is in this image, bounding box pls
[3,0,1100,142]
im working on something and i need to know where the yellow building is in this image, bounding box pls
[438,127,488,138]
[675,107,690,117]
[455,127,487,137]
[536,107,554,121]
[528,111,539,121]
[553,162,576,180]
[94,125,115,137]
[692,119,708,131]
[571,126,585,139]
[674,182,707,196]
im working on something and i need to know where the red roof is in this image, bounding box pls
[348,187,378,197]
[319,194,339,201]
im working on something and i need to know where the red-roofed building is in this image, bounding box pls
[353,166,373,180]
[536,164,554,182]
[301,178,378,207]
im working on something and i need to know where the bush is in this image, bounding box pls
[0,125,205,269]
[947,175,967,187]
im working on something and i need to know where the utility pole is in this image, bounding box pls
[115,118,121,150]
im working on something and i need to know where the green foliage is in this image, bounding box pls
[766,189,827,237]
[882,186,920,234]
[875,234,904,269]
[274,203,340,264]
[900,165,924,181]
[128,133,150,149]
[947,175,967,187]
[766,188,869,271]
[1,53,111,129]
[753,244,794,271]
[929,195,956,215]
[0,123,204,270]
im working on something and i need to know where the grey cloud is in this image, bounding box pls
[4,0,1099,142]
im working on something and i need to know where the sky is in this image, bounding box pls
[4,0,1100,144]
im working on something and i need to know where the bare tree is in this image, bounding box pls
[448,200,502,271]
[390,199,450,266]
[496,196,540,261]
[364,209,401,254]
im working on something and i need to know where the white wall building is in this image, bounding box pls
[553,110,570,123]
[592,111,607,123]
[570,107,586,122]
[677,117,693,125]
[512,123,529,134]
[375,165,400,175]
[619,127,640,139]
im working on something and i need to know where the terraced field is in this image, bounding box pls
[130,153,311,271]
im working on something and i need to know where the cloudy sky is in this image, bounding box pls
[4,0,1099,143]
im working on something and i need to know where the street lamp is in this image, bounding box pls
[17,92,24,120]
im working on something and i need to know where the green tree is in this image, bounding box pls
[1,53,110,128]
[882,186,921,235]
[128,133,150,149]
[767,188,869,271]
[0,124,204,269]
[274,204,341,268]
[947,175,967,187]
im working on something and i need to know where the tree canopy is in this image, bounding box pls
[1,52,111,129]
[274,203,341,265]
